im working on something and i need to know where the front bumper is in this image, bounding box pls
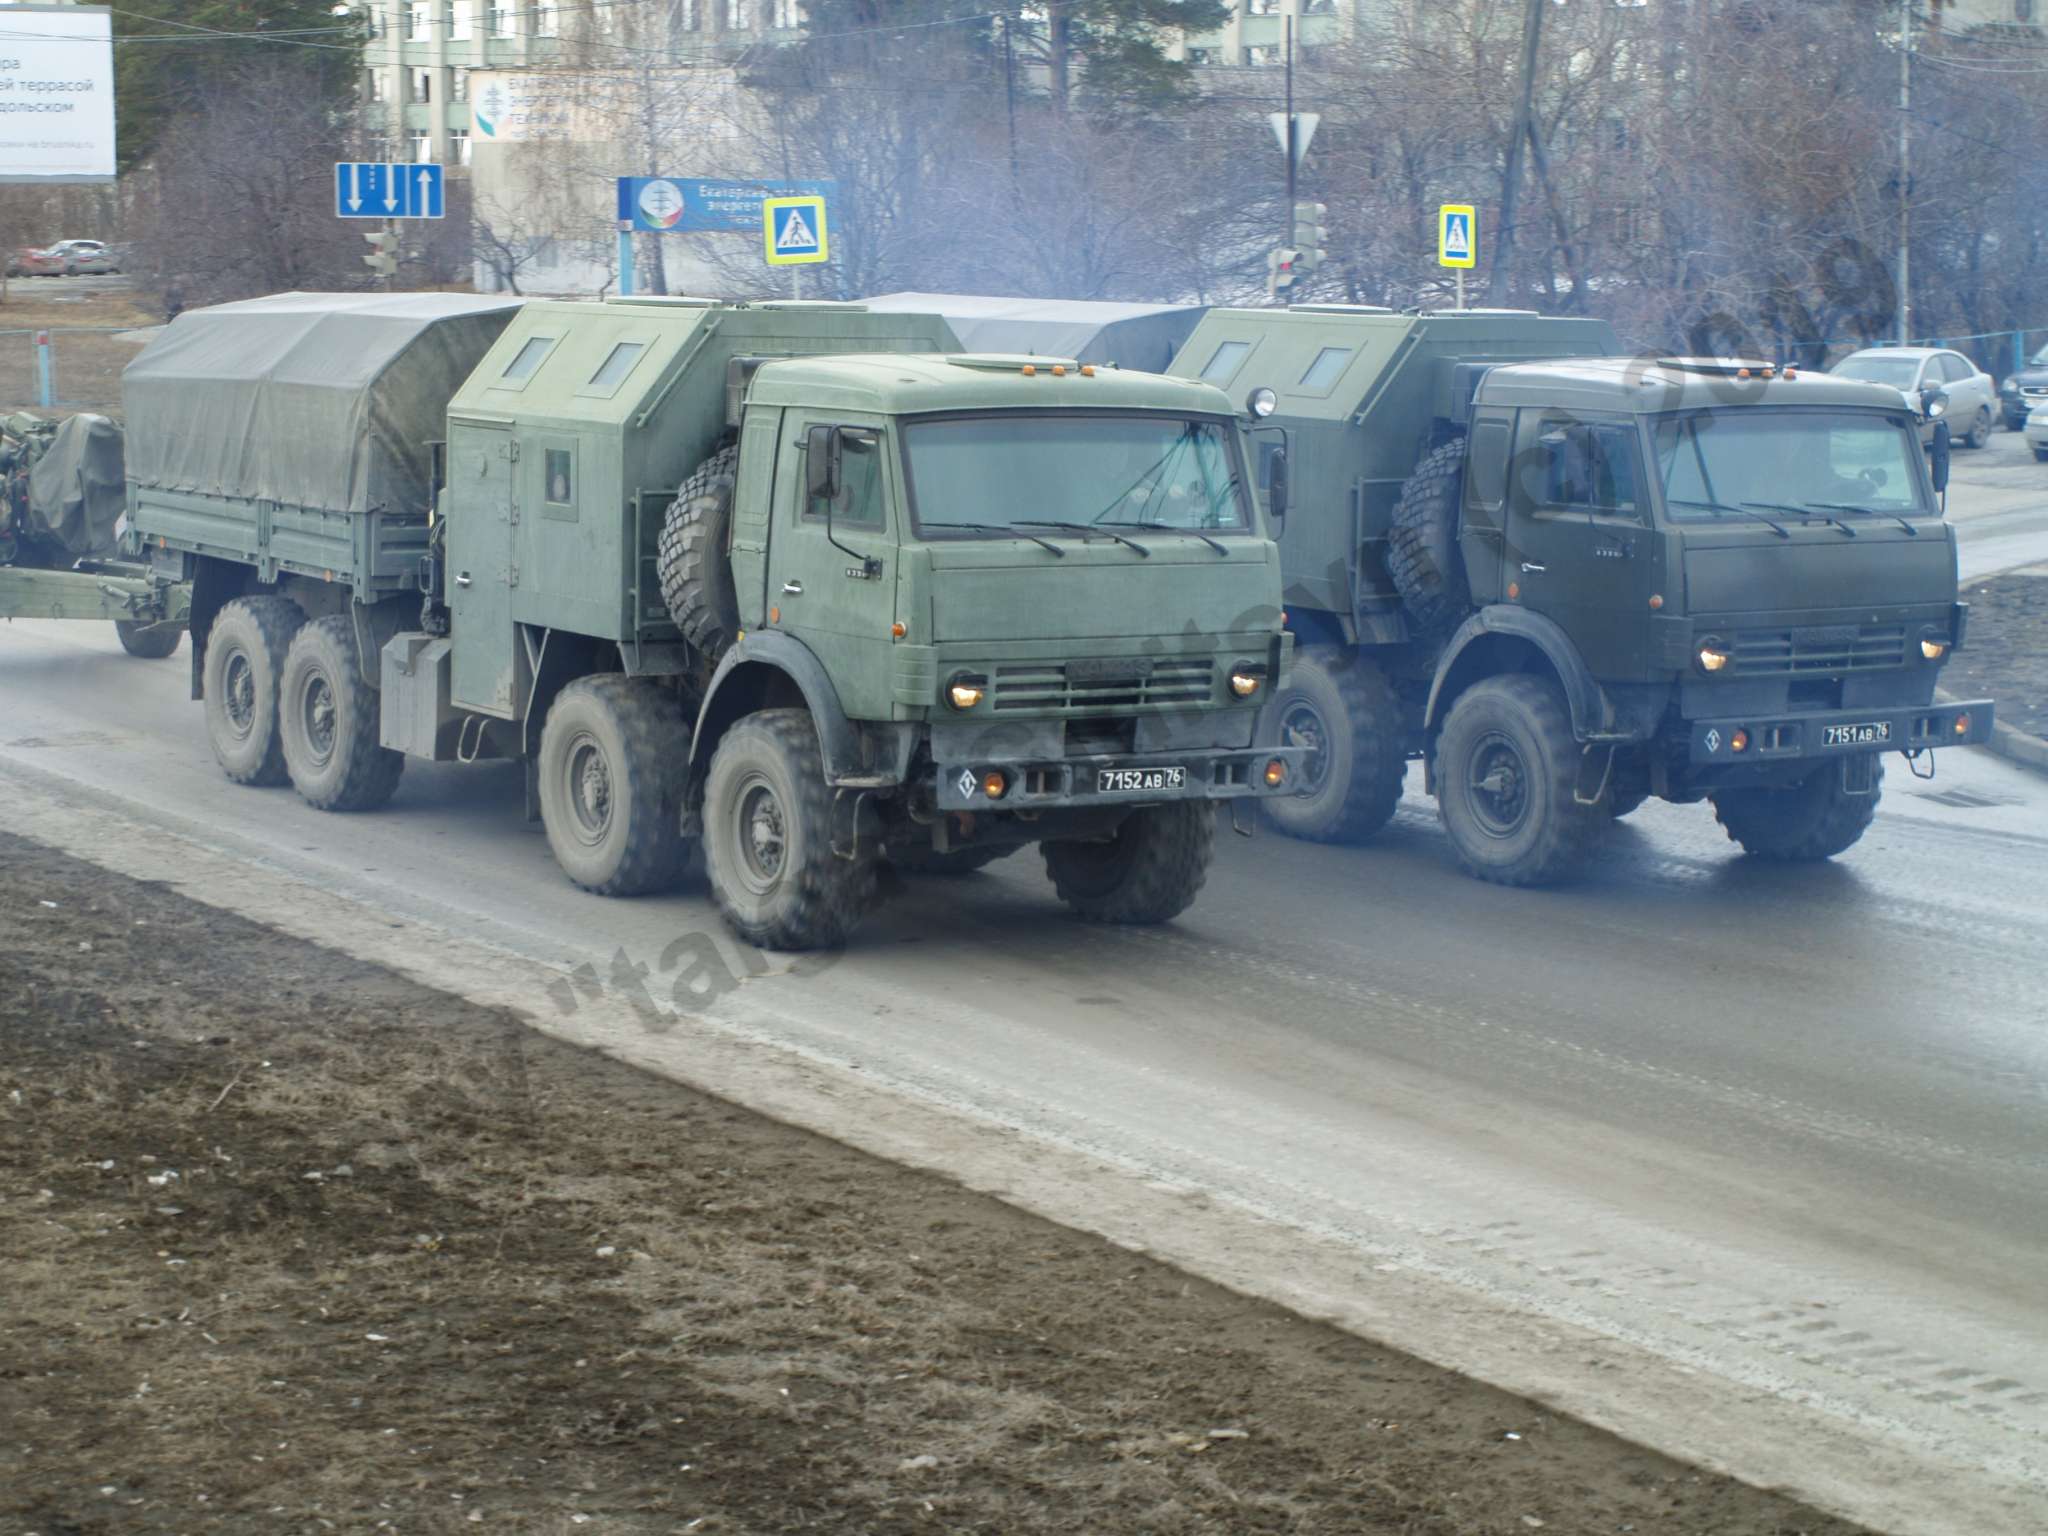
[935,744,1312,811]
[1689,698,1994,766]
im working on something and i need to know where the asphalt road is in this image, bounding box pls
[2,446,2044,1532]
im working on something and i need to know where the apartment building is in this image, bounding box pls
[349,0,802,169]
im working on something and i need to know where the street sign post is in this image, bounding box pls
[763,195,828,299]
[335,162,445,220]
[1438,203,1477,309]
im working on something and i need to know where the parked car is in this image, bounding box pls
[6,245,65,277]
[1998,342,2048,430]
[47,239,119,275]
[2025,404,2048,463]
[1832,346,1997,448]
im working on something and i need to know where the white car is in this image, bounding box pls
[1831,345,1998,448]
[2025,404,2048,463]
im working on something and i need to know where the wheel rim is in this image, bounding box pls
[298,671,336,768]
[563,731,614,848]
[1278,699,1333,796]
[222,649,257,741]
[1466,730,1532,839]
[730,771,788,895]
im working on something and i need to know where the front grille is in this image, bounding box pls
[990,657,1215,713]
[1729,624,1905,677]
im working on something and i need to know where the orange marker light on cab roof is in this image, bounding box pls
[1021,364,1036,377]
[1052,364,1067,376]
[1080,365,1096,377]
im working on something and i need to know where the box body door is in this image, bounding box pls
[447,423,521,716]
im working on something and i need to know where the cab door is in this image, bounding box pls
[1503,410,1661,680]
[769,417,900,720]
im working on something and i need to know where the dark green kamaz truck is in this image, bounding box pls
[123,293,1302,947]
[1167,306,1994,884]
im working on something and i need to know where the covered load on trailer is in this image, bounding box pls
[860,293,1205,374]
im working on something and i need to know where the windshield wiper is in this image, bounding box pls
[938,520,1065,557]
[1806,501,1921,536]
[1014,520,1152,557]
[1743,500,1856,537]
[1098,519,1230,555]
[1667,497,1791,538]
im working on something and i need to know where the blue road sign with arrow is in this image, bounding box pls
[335,162,445,220]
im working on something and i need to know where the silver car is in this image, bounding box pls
[1831,345,1998,448]
[43,238,119,276]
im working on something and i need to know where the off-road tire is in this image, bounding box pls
[202,595,304,787]
[1433,674,1604,886]
[658,444,742,661]
[1962,406,1992,450]
[2034,447,2048,464]
[889,843,1016,877]
[1042,802,1215,925]
[278,614,404,812]
[538,674,690,897]
[114,619,182,659]
[1710,759,1883,862]
[705,708,874,950]
[1387,437,1472,637]
[1262,648,1407,844]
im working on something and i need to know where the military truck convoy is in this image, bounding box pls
[120,293,1304,948]
[1163,307,1995,883]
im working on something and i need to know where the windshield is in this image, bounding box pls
[1832,355,1920,389]
[1652,410,1934,521]
[902,415,1250,535]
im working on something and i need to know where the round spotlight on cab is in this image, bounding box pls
[1696,639,1732,674]
[1229,667,1263,698]
[946,674,986,711]
[1264,758,1288,787]
[1919,632,1949,661]
[981,768,1010,799]
[1246,386,1278,418]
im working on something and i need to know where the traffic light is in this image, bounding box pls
[1266,247,1301,302]
[363,229,399,278]
[1292,201,1329,272]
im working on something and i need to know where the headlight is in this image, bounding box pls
[1696,640,1732,674]
[1228,668,1262,698]
[1246,386,1277,418]
[1919,631,1949,661]
[946,673,986,710]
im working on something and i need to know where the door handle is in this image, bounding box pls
[454,571,473,588]
[781,580,804,595]
[1520,562,1546,574]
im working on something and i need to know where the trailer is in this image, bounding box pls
[1,411,187,657]
[128,292,1305,948]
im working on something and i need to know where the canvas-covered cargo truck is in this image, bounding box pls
[127,292,1304,948]
[1167,305,1994,885]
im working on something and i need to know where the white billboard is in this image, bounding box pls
[0,4,116,183]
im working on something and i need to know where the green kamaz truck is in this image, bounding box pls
[123,293,1303,947]
[1166,306,1994,884]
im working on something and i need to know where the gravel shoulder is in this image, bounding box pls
[0,830,1864,1536]
[1948,565,2048,742]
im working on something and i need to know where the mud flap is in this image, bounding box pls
[1573,744,1616,807]
[1842,754,1880,796]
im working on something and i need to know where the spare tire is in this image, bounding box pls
[658,444,742,661]
[1386,437,1472,637]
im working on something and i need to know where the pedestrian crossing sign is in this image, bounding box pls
[763,195,829,266]
[1439,204,1477,269]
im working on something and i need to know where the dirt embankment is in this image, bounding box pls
[0,831,1862,1535]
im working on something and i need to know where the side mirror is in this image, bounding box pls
[1930,426,1952,495]
[1266,446,1290,529]
[805,425,840,502]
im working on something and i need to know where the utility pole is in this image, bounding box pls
[1284,16,1297,220]
[1003,15,1019,182]
[1487,0,1545,307]
[1898,0,1913,345]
